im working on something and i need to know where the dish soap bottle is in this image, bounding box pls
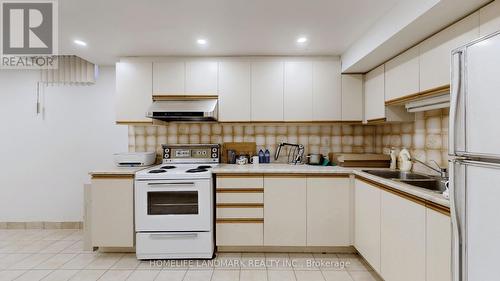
[264,149,271,163]
[389,148,397,170]
[258,149,265,164]
[398,148,412,172]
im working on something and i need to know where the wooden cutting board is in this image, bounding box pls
[222,142,257,163]
[329,153,391,168]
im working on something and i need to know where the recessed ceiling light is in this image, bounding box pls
[297,37,308,43]
[73,39,87,46]
[197,39,207,45]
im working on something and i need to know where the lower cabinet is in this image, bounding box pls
[354,178,452,281]
[354,179,381,273]
[264,176,307,246]
[380,191,426,281]
[307,176,351,246]
[426,208,452,281]
[90,176,134,248]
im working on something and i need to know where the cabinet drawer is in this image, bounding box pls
[216,206,264,219]
[217,176,264,189]
[216,192,264,204]
[136,232,213,259]
[216,222,263,246]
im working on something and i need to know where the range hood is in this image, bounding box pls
[405,94,450,113]
[146,98,218,122]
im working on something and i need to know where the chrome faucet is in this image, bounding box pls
[275,142,305,165]
[410,158,448,179]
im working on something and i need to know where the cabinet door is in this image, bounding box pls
[218,61,252,122]
[307,177,350,246]
[420,12,479,91]
[185,61,218,95]
[251,61,284,121]
[426,208,452,281]
[91,178,134,247]
[364,65,385,122]
[312,61,342,121]
[385,46,419,102]
[264,177,306,246]
[480,1,500,36]
[341,74,363,121]
[153,61,185,94]
[115,62,152,123]
[354,179,381,273]
[284,61,313,121]
[380,190,426,281]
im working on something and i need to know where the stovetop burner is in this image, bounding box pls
[160,166,176,169]
[149,169,167,174]
[197,165,212,169]
[186,168,208,173]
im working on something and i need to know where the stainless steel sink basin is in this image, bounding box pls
[362,170,433,180]
[398,179,447,193]
[362,170,447,193]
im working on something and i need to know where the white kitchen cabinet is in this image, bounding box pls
[216,223,263,246]
[354,179,381,273]
[363,65,385,122]
[251,61,284,121]
[341,74,363,121]
[384,46,419,102]
[90,177,134,248]
[115,62,152,123]
[312,61,342,121]
[218,61,252,121]
[284,61,313,121]
[307,177,350,246]
[380,190,426,281]
[419,12,480,91]
[185,61,218,95]
[480,0,500,36]
[264,176,306,246]
[153,61,185,94]
[426,208,452,281]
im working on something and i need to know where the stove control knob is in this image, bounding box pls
[164,148,170,153]
[212,153,217,158]
[165,154,170,158]
[212,148,217,152]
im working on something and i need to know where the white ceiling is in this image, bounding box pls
[59,0,405,65]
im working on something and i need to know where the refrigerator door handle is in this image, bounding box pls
[450,159,468,281]
[450,50,464,155]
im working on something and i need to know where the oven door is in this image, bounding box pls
[135,179,213,232]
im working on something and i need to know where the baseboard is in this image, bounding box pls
[216,245,356,253]
[0,221,83,229]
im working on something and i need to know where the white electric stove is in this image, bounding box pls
[135,144,219,260]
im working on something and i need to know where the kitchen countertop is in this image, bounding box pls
[89,166,150,177]
[212,164,449,208]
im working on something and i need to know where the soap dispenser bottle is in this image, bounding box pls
[258,149,265,164]
[264,149,271,163]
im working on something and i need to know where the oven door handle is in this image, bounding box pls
[149,233,198,239]
[147,182,195,187]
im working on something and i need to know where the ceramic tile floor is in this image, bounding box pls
[0,230,382,281]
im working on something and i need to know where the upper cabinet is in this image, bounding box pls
[284,61,313,121]
[419,12,480,91]
[364,65,385,122]
[153,61,185,94]
[115,62,152,124]
[341,74,363,122]
[218,61,252,122]
[313,61,342,121]
[480,0,500,37]
[251,61,284,121]
[384,46,419,102]
[185,61,218,95]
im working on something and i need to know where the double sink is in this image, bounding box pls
[362,170,447,193]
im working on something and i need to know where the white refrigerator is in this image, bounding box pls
[450,31,500,281]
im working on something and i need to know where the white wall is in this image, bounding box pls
[0,66,128,222]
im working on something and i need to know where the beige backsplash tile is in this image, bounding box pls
[129,108,448,171]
